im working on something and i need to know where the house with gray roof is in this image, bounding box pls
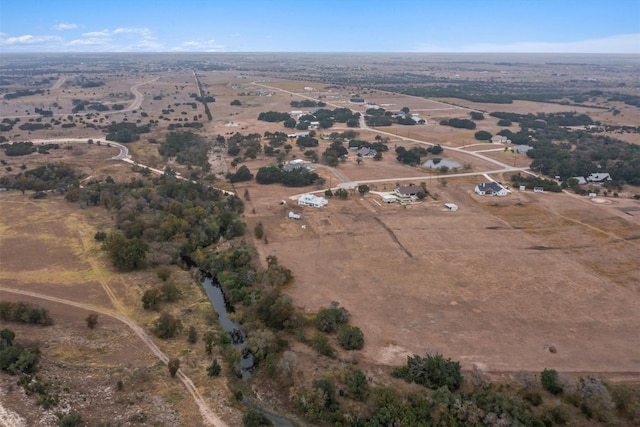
[474,182,508,196]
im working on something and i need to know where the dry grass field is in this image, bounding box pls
[1,54,639,423]
[242,176,640,375]
[0,194,243,426]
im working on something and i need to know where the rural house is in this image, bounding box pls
[394,185,425,198]
[491,135,511,144]
[356,147,377,158]
[474,182,508,196]
[298,193,328,208]
[511,145,533,154]
[283,159,308,172]
[587,173,612,182]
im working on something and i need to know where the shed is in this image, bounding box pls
[533,187,544,193]
[288,211,301,220]
[444,203,459,211]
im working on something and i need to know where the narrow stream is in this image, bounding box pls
[200,274,254,380]
[185,259,297,426]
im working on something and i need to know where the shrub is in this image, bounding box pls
[243,409,273,426]
[337,325,364,350]
[393,354,463,391]
[152,312,182,339]
[85,314,98,329]
[315,302,350,333]
[168,358,180,377]
[541,368,563,395]
[57,412,82,427]
[207,359,222,377]
[310,332,337,359]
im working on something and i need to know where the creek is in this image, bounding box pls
[185,259,297,426]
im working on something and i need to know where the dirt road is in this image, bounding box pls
[0,287,228,427]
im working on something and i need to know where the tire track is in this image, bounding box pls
[0,287,228,427]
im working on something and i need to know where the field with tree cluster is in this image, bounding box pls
[1,53,639,426]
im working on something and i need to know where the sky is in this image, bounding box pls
[1,0,639,54]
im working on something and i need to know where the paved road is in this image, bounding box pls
[121,77,159,113]
[0,286,228,427]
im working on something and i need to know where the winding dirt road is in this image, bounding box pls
[0,286,228,427]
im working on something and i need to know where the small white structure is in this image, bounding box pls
[382,194,398,203]
[533,187,544,193]
[298,193,328,208]
[444,203,459,211]
[588,192,597,198]
[287,131,310,138]
[519,185,526,191]
[475,182,509,196]
[288,211,301,220]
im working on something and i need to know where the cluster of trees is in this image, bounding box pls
[439,118,476,129]
[255,165,320,187]
[475,130,492,141]
[0,301,53,326]
[510,174,562,192]
[80,80,105,88]
[281,107,359,130]
[3,89,44,100]
[227,165,254,183]
[490,111,594,128]
[18,122,51,131]
[392,353,463,391]
[395,144,442,165]
[0,329,40,376]
[69,173,245,266]
[290,100,326,108]
[159,131,211,170]
[1,117,19,132]
[257,111,291,122]
[0,162,81,195]
[104,121,151,143]
[226,132,263,161]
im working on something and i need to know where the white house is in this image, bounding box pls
[283,159,308,172]
[298,194,328,208]
[587,173,612,182]
[395,185,424,198]
[474,182,508,196]
[491,135,511,144]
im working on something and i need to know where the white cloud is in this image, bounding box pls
[52,23,78,31]
[67,37,109,47]
[171,39,225,52]
[82,30,110,38]
[0,34,63,46]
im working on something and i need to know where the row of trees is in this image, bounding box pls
[255,165,321,187]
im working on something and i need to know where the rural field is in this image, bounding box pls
[1,52,639,425]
